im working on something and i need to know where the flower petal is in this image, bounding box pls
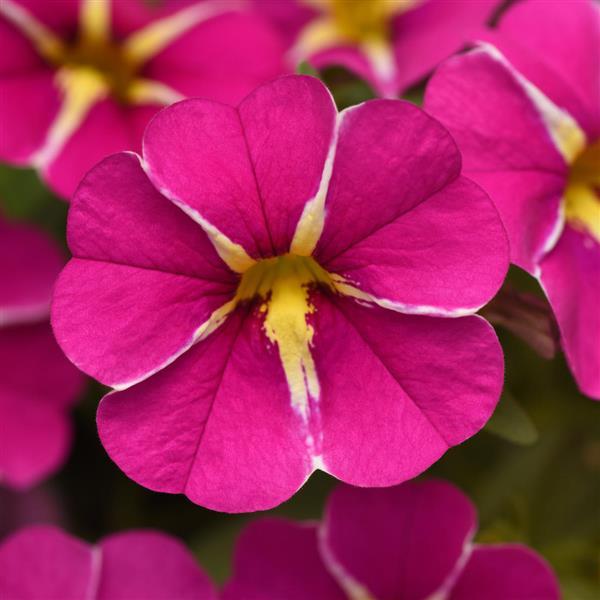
[223,519,345,600]
[0,218,63,325]
[52,152,236,388]
[540,226,600,399]
[312,295,503,486]
[142,75,337,259]
[449,545,560,600]
[321,480,477,600]
[488,0,600,138]
[97,307,313,513]
[0,15,47,74]
[0,323,83,489]
[425,47,569,273]
[144,12,288,106]
[0,526,91,599]
[391,0,502,92]
[97,531,216,600]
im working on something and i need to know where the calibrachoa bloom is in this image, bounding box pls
[0,0,286,198]
[0,216,83,489]
[52,75,508,513]
[224,479,560,600]
[254,0,501,97]
[0,525,216,599]
[425,0,600,399]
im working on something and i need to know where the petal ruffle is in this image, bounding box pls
[0,323,83,489]
[142,75,337,258]
[312,295,503,486]
[449,545,560,600]
[52,152,236,388]
[145,12,288,106]
[488,0,600,138]
[321,480,477,600]
[425,47,568,273]
[223,519,345,600]
[540,226,600,399]
[0,218,63,325]
[314,99,507,313]
[97,308,313,513]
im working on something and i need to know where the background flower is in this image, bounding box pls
[0,0,287,197]
[424,0,600,399]
[223,479,560,599]
[0,525,216,599]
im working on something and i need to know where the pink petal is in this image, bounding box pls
[540,226,600,399]
[52,153,236,388]
[0,218,63,324]
[0,17,46,74]
[425,48,567,273]
[0,525,216,600]
[315,100,507,313]
[0,323,83,489]
[449,545,560,600]
[97,531,216,600]
[111,0,198,36]
[312,295,503,486]
[0,72,60,165]
[145,12,288,106]
[142,75,337,257]
[223,519,345,600]
[13,1,78,37]
[251,0,315,45]
[322,480,477,600]
[489,0,600,138]
[0,526,91,599]
[44,100,159,199]
[391,0,502,92]
[97,308,312,513]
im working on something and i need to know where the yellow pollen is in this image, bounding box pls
[236,255,333,417]
[565,139,600,242]
[326,0,397,44]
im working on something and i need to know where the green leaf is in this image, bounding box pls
[485,392,539,446]
[296,61,321,78]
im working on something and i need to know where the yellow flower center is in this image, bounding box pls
[326,0,396,44]
[565,139,600,242]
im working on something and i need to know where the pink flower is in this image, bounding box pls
[425,0,600,399]
[0,216,84,489]
[254,0,501,97]
[0,0,286,198]
[0,525,216,599]
[224,479,560,600]
[52,74,508,513]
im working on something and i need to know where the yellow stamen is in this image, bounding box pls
[79,0,111,44]
[565,140,600,241]
[127,79,184,106]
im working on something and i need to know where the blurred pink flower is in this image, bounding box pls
[254,0,501,97]
[0,525,216,599]
[52,74,508,513]
[0,217,84,489]
[0,0,287,197]
[425,0,600,399]
[224,479,560,600]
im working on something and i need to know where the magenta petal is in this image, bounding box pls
[490,0,600,138]
[12,1,78,37]
[391,0,501,92]
[44,100,159,199]
[425,48,567,273]
[146,12,288,106]
[223,519,345,600]
[322,480,477,600]
[0,72,60,165]
[97,531,216,600]
[326,176,508,314]
[0,323,83,489]
[0,526,91,599]
[316,100,460,263]
[540,227,600,399]
[97,308,312,513]
[313,296,503,486]
[0,17,46,74]
[0,218,63,325]
[52,153,236,387]
[143,76,336,257]
[449,545,560,600]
